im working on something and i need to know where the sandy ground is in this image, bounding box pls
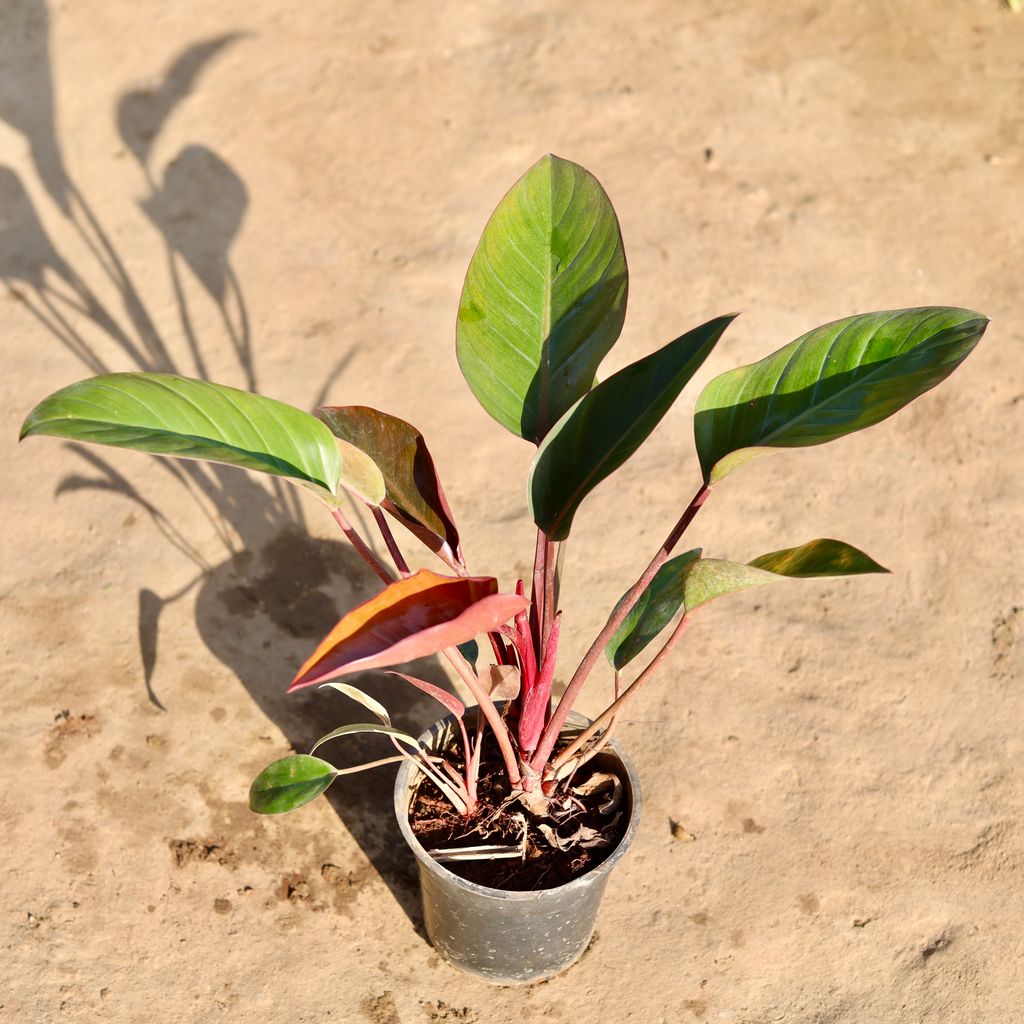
[2,0,1022,1021]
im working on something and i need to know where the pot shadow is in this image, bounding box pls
[193,528,454,929]
[3,0,450,933]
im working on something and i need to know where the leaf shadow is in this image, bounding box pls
[6,3,447,935]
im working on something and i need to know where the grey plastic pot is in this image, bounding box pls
[394,711,642,984]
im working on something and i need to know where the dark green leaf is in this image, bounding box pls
[456,639,479,668]
[531,316,735,539]
[606,549,701,669]
[694,307,988,483]
[457,154,628,443]
[317,405,462,563]
[248,754,338,814]
[20,372,385,502]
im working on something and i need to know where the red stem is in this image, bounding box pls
[542,538,556,651]
[329,505,520,788]
[528,482,711,772]
[372,507,411,576]
[519,610,561,755]
[550,613,692,774]
[330,507,394,584]
[444,645,522,788]
[530,529,546,655]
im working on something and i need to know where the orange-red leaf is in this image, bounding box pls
[289,570,527,690]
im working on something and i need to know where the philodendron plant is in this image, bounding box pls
[21,155,986,844]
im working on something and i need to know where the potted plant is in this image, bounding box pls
[19,155,986,983]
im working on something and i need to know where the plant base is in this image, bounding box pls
[394,712,642,984]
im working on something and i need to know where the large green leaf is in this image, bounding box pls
[684,538,889,612]
[606,549,701,670]
[317,405,462,564]
[19,372,385,503]
[531,315,735,539]
[694,307,988,483]
[248,754,338,814]
[456,154,628,443]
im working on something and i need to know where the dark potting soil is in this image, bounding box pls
[408,733,628,892]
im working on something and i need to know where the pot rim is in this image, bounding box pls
[394,709,644,901]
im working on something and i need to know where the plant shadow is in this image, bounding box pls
[2,0,450,934]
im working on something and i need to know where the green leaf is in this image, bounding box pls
[684,538,890,612]
[457,154,628,443]
[694,307,988,483]
[456,639,479,669]
[309,722,421,756]
[317,406,462,562]
[249,754,338,814]
[20,372,385,503]
[748,538,889,577]
[531,315,735,539]
[606,549,701,670]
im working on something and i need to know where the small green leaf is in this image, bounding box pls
[684,538,890,612]
[19,372,386,503]
[606,549,701,670]
[457,154,628,443]
[748,538,889,577]
[249,754,338,814]
[319,682,392,725]
[694,307,987,483]
[456,639,479,669]
[309,722,421,757]
[531,316,735,539]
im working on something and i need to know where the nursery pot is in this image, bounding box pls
[394,711,643,984]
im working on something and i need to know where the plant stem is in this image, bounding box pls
[443,645,522,788]
[528,482,711,772]
[530,528,547,654]
[330,507,394,584]
[328,506,512,787]
[550,613,692,774]
[372,507,412,577]
[542,537,556,651]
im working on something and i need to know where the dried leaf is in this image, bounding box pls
[571,772,622,816]
[670,819,697,843]
[485,664,521,700]
[319,682,391,725]
[538,822,611,852]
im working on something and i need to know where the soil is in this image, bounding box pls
[408,734,628,891]
[3,1,1023,1022]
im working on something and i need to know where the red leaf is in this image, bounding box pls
[289,570,527,690]
[317,406,463,566]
